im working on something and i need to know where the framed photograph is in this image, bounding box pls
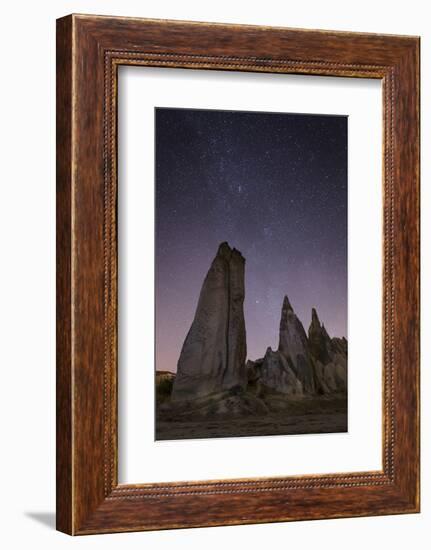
[56,14,420,535]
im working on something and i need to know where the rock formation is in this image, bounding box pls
[155,370,176,385]
[168,242,347,407]
[308,308,332,364]
[257,347,303,396]
[171,242,247,401]
[278,296,316,393]
[245,299,347,398]
[307,309,347,394]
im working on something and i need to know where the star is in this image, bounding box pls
[155,107,348,369]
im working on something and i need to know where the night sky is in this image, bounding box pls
[155,107,347,373]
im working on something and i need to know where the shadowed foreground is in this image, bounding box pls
[156,393,347,440]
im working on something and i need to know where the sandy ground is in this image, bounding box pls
[156,395,347,440]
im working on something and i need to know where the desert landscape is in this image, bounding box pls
[156,242,347,440]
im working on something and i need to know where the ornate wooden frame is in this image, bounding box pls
[56,14,420,535]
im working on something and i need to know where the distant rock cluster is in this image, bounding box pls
[247,300,347,399]
[169,242,347,404]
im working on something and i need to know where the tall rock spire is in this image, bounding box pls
[171,242,247,401]
[308,308,348,394]
[278,295,316,393]
[225,247,247,390]
[308,307,332,364]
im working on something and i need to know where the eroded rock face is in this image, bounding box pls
[258,347,303,396]
[169,242,347,405]
[246,358,263,385]
[314,356,347,394]
[308,308,332,364]
[171,242,247,401]
[278,296,316,393]
[225,246,247,390]
[332,336,348,356]
[307,310,347,394]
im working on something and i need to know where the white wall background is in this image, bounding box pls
[0,1,427,548]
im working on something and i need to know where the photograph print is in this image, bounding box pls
[155,107,348,441]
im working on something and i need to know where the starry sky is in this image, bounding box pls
[155,107,347,373]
